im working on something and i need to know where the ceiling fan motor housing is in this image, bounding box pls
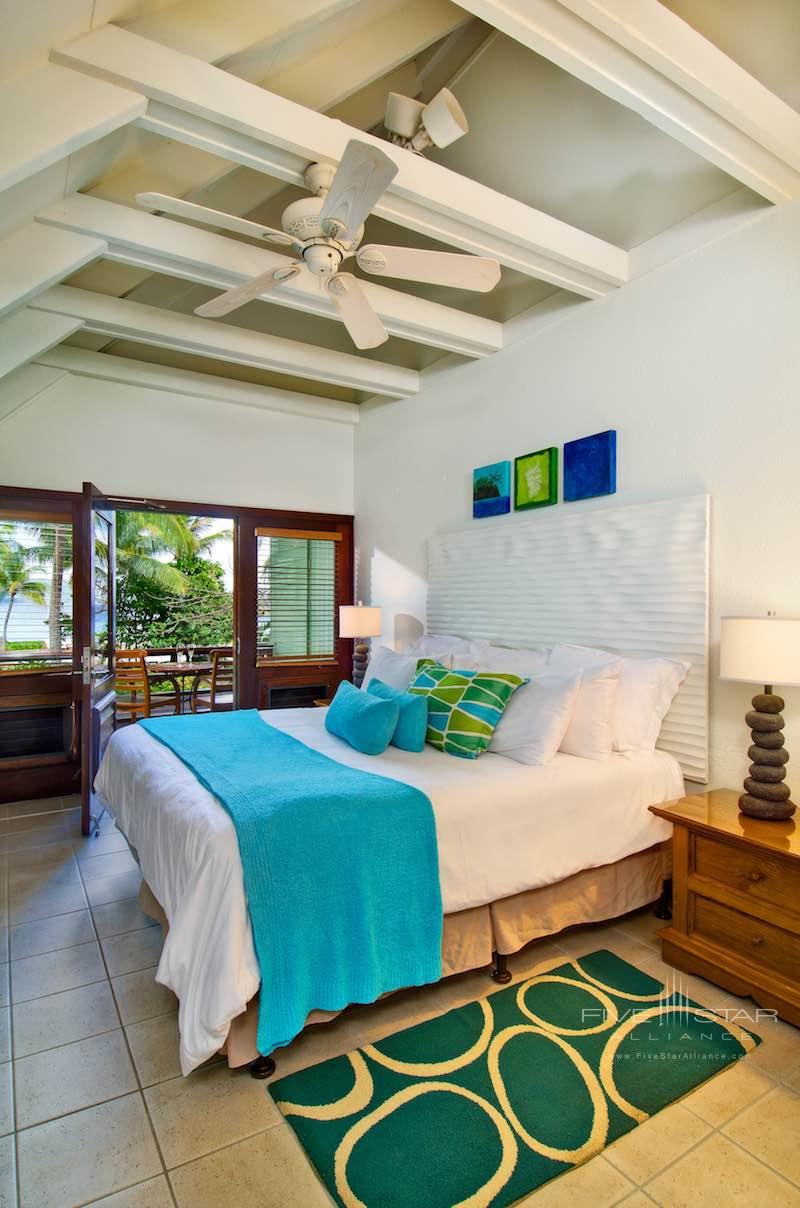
[302,241,344,277]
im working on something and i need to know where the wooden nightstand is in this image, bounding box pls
[650,788,800,1026]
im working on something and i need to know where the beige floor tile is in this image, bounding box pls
[10,908,95,960]
[112,967,177,1026]
[9,856,79,888]
[17,1092,163,1208]
[0,970,7,1011]
[554,926,657,968]
[747,1016,800,1080]
[616,1194,657,1207]
[0,1009,9,1065]
[519,1155,635,1207]
[13,978,120,1058]
[74,832,130,861]
[169,1123,333,1207]
[1,801,61,821]
[0,931,7,965]
[15,1028,137,1128]
[102,928,164,978]
[9,879,88,926]
[682,1057,775,1127]
[0,1134,15,1208]
[646,1133,800,1207]
[125,1013,181,1087]
[11,939,105,1003]
[0,822,75,854]
[507,939,570,980]
[87,1175,175,1206]
[92,898,159,940]
[80,851,138,883]
[144,1062,283,1167]
[723,1085,800,1186]
[605,1103,711,1185]
[614,909,665,951]
[0,1064,11,1137]
[85,870,143,908]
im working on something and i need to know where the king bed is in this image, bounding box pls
[94,493,710,1078]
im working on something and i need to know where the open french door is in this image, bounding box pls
[75,483,116,836]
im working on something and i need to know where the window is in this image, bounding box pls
[0,516,73,671]
[256,528,341,661]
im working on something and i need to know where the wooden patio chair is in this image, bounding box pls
[190,648,235,713]
[114,650,151,725]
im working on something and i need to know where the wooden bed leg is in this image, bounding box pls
[249,1055,276,1080]
[654,876,673,921]
[491,951,512,984]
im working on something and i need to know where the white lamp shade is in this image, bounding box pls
[720,616,800,687]
[339,605,382,639]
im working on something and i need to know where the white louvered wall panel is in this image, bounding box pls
[427,494,710,782]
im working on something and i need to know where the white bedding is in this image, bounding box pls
[94,708,679,1072]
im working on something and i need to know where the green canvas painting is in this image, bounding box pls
[514,447,558,510]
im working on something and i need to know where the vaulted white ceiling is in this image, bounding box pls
[0,0,797,407]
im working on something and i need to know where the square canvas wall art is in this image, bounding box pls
[564,429,617,501]
[514,447,558,510]
[472,461,511,519]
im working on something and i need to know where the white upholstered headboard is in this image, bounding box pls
[427,493,710,782]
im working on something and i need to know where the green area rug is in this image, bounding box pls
[269,949,760,1208]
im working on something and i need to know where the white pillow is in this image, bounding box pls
[548,642,689,752]
[361,646,419,692]
[481,645,549,677]
[489,669,582,765]
[407,633,490,670]
[613,656,689,752]
[558,659,621,759]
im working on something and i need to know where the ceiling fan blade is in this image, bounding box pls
[136,192,295,247]
[326,273,388,350]
[194,265,301,319]
[356,245,501,292]
[318,141,398,242]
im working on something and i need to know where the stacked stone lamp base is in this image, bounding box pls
[352,642,370,689]
[741,687,796,820]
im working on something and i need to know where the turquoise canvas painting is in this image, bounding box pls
[564,430,617,501]
[473,461,511,518]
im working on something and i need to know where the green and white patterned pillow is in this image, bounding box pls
[408,660,526,759]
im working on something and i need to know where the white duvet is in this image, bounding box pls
[94,708,679,1072]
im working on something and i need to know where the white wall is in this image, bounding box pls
[355,200,800,789]
[0,369,354,513]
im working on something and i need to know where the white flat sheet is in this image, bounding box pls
[94,708,679,1072]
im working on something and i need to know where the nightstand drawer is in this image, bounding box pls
[693,896,800,981]
[694,835,797,916]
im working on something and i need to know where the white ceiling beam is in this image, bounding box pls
[29,286,419,398]
[34,346,360,425]
[0,308,83,381]
[52,25,628,296]
[36,194,502,358]
[0,224,106,320]
[260,0,468,112]
[0,63,146,196]
[453,0,800,204]
[123,0,362,67]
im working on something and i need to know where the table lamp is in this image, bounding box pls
[339,603,382,688]
[720,614,800,819]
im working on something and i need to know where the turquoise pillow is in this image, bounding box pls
[325,680,399,756]
[367,678,427,752]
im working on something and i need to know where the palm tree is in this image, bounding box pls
[0,544,46,653]
[99,512,198,596]
[25,523,73,653]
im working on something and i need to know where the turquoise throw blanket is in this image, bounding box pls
[140,710,443,1056]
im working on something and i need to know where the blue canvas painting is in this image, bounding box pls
[473,460,511,518]
[564,430,617,501]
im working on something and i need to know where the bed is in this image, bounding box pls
[96,492,709,1077]
[95,707,681,1074]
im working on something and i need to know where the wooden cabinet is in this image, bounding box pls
[650,788,800,1026]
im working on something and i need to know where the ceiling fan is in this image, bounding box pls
[136,137,501,351]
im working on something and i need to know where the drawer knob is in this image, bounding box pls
[750,935,764,947]
[748,870,765,883]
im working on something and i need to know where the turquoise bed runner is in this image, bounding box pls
[139,710,443,1056]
